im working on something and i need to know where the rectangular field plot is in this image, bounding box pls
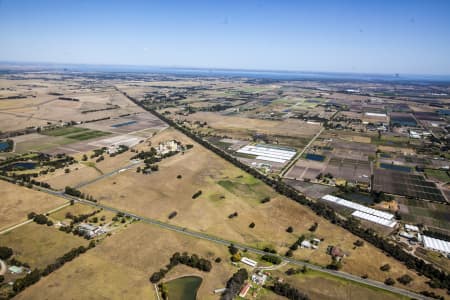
[42,126,111,141]
[285,157,325,180]
[324,157,370,184]
[82,113,167,135]
[42,127,90,136]
[373,169,446,202]
[398,198,450,230]
[0,222,88,269]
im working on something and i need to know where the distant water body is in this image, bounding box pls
[1,62,450,83]
[77,66,450,83]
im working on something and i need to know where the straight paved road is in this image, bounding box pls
[280,126,325,178]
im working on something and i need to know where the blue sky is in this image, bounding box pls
[1,0,450,74]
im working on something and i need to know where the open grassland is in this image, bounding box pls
[0,77,143,132]
[259,268,406,300]
[12,221,422,300]
[41,164,102,190]
[0,222,88,269]
[13,222,235,300]
[175,112,320,148]
[425,168,450,183]
[0,181,66,230]
[79,128,437,295]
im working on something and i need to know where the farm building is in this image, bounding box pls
[77,223,102,238]
[240,257,258,267]
[405,224,419,232]
[157,140,180,155]
[321,195,395,220]
[239,283,251,298]
[423,236,450,255]
[321,194,397,228]
[237,144,296,164]
[351,211,397,228]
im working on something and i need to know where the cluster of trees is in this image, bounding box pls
[423,230,450,242]
[91,148,107,159]
[420,290,446,300]
[149,252,212,283]
[371,191,393,204]
[285,266,308,275]
[42,154,75,169]
[27,212,53,226]
[65,210,100,224]
[29,179,51,189]
[192,190,202,199]
[287,235,305,254]
[81,105,119,114]
[64,186,96,202]
[109,145,129,157]
[308,222,318,232]
[221,268,248,300]
[128,92,450,293]
[0,246,13,260]
[12,242,95,295]
[57,96,79,102]
[269,282,310,300]
[326,258,343,270]
[261,254,282,265]
[228,212,238,219]
[168,211,177,219]
[397,274,413,285]
[380,264,391,272]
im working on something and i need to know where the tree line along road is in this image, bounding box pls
[29,185,429,300]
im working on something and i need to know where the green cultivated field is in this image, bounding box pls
[42,127,90,136]
[42,126,110,141]
[425,168,450,182]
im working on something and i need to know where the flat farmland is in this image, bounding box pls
[79,129,436,294]
[80,113,167,135]
[13,222,235,300]
[285,159,325,181]
[42,126,111,141]
[0,222,88,269]
[261,268,405,300]
[325,157,371,184]
[373,169,446,202]
[0,181,66,230]
[0,77,144,132]
[398,198,450,230]
[12,133,74,153]
[176,111,320,148]
[41,164,102,190]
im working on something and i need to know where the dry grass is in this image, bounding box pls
[0,181,66,230]
[0,222,88,269]
[78,128,439,295]
[260,268,406,300]
[14,222,235,300]
[178,111,320,141]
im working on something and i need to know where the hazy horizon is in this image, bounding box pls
[1,0,450,75]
